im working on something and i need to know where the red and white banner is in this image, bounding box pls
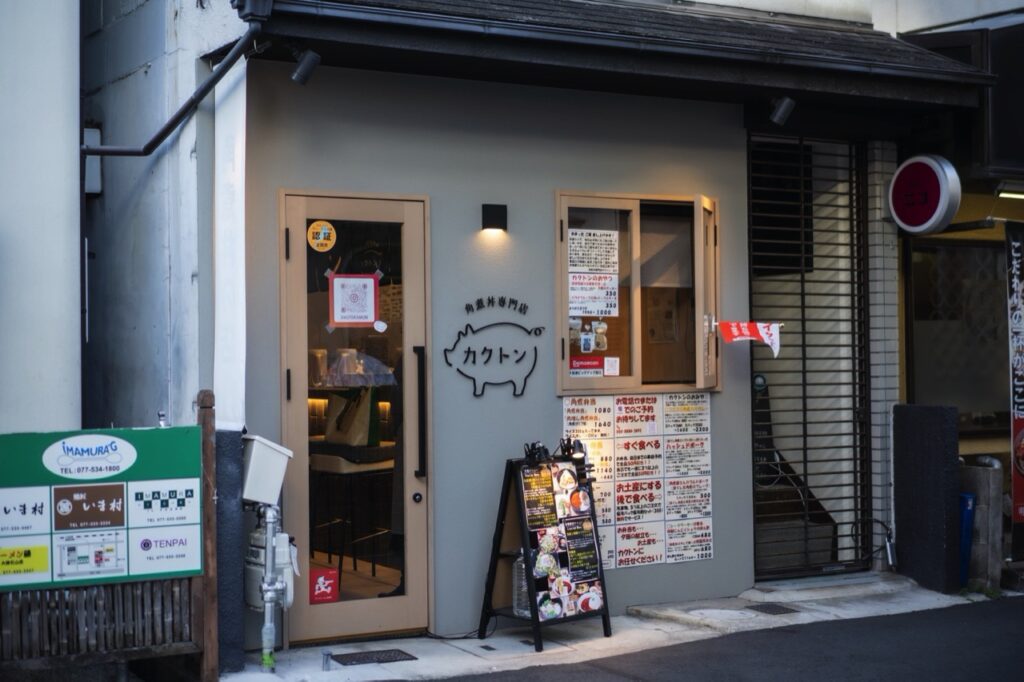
[717,321,781,358]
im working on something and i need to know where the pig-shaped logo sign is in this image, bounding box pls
[444,322,544,397]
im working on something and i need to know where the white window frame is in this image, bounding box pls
[555,191,720,396]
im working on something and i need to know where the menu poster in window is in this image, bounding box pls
[614,395,663,437]
[585,439,615,482]
[664,435,711,477]
[592,481,615,528]
[568,273,618,318]
[615,438,664,480]
[663,392,710,435]
[563,391,713,570]
[521,466,557,530]
[615,479,664,524]
[597,526,616,569]
[666,518,713,563]
[568,229,619,274]
[664,476,712,520]
[563,397,614,440]
[616,522,665,567]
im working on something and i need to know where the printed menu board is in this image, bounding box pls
[520,462,605,621]
[522,466,558,530]
[568,228,620,318]
[564,392,713,569]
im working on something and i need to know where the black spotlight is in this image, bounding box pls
[290,48,321,85]
[769,96,796,126]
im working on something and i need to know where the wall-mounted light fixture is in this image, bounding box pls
[769,96,796,127]
[290,46,321,85]
[481,204,508,231]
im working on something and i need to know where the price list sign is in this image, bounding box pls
[564,392,713,570]
[521,466,558,530]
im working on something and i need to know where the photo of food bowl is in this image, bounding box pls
[577,588,603,612]
[570,489,591,514]
[553,465,577,492]
[533,551,558,578]
[555,493,572,518]
[549,573,573,597]
[538,530,559,554]
[537,593,563,621]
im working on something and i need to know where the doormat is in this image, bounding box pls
[746,603,798,615]
[331,649,418,666]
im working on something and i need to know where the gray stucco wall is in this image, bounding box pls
[245,62,753,635]
[80,0,238,428]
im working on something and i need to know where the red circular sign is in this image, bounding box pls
[890,161,940,228]
[888,155,960,235]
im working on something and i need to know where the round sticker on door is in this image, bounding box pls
[307,220,336,252]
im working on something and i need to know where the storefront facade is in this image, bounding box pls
[242,62,753,637]
[221,0,986,642]
[71,0,995,667]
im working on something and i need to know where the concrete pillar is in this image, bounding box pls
[0,1,81,432]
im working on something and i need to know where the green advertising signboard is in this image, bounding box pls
[0,426,202,591]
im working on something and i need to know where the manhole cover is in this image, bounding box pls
[746,603,798,615]
[331,649,418,666]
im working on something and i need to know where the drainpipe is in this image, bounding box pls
[80,19,263,157]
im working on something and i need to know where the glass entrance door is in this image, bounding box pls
[282,194,428,641]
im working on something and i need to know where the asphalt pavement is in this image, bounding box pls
[444,597,1024,681]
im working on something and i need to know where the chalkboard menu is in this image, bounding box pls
[478,453,612,651]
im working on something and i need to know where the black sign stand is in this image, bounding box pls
[478,454,612,652]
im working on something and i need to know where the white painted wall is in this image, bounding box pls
[246,62,753,635]
[213,60,248,432]
[80,0,240,428]
[0,1,81,433]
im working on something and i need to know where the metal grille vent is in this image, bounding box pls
[746,603,799,615]
[331,649,418,666]
[748,134,872,580]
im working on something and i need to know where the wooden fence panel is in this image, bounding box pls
[0,580,198,663]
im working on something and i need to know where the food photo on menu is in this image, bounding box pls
[536,591,565,620]
[569,487,591,515]
[533,549,560,579]
[537,526,567,554]
[572,580,604,613]
[549,568,574,598]
[552,463,578,492]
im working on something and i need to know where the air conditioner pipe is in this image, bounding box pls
[80,20,263,157]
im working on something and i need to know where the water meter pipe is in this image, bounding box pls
[260,505,285,672]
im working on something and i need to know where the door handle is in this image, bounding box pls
[414,345,427,479]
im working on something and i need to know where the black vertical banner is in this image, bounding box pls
[1005,222,1024,561]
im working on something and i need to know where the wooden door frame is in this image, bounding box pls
[277,188,434,640]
